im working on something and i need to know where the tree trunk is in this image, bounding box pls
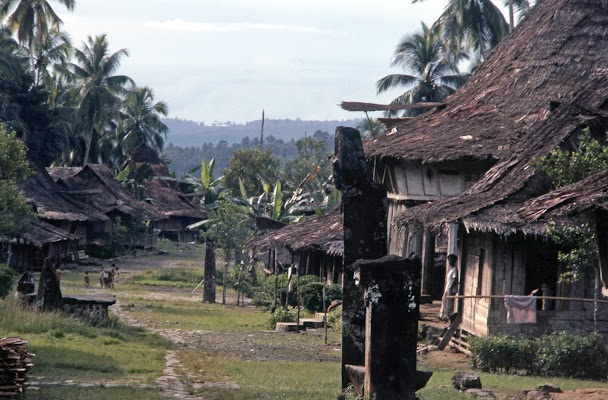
[222,258,229,305]
[83,127,95,165]
[203,238,216,303]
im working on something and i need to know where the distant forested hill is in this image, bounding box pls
[163,118,360,147]
[163,130,336,179]
[161,118,362,178]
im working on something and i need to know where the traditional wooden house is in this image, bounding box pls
[247,211,344,284]
[350,0,608,307]
[8,220,79,272]
[47,164,163,248]
[19,162,108,246]
[130,144,207,242]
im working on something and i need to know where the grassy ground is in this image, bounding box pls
[9,245,608,400]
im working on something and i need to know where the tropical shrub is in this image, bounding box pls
[470,332,608,379]
[0,264,13,298]
[266,308,295,330]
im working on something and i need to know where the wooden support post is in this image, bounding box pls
[273,249,278,311]
[421,229,435,298]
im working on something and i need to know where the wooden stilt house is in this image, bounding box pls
[129,144,207,242]
[17,162,108,267]
[247,211,344,285]
[348,0,608,309]
[48,164,163,248]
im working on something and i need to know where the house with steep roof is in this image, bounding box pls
[247,210,344,285]
[48,164,163,248]
[130,144,207,242]
[346,0,608,343]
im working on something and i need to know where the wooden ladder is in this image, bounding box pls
[434,314,462,350]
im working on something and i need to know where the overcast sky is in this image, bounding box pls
[62,0,448,123]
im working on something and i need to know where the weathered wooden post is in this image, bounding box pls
[203,238,216,303]
[334,126,387,390]
[356,255,424,400]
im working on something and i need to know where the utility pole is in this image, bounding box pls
[260,109,265,149]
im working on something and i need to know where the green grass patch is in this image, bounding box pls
[123,300,268,331]
[179,351,341,400]
[0,297,170,383]
[126,266,202,289]
[26,385,166,400]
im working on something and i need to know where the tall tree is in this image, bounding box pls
[68,34,133,165]
[223,148,280,197]
[413,0,533,59]
[377,22,468,116]
[0,0,75,51]
[31,27,71,86]
[118,85,168,157]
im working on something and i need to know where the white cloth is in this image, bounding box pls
[504,295,537,324]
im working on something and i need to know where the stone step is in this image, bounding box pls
[300,319,324,329]
[275,322,302,332]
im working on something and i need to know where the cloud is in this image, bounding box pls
[144,18,342,36]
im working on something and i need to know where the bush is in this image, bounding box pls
[536,332,608,379]
[469,334,536,374]
[299,281,342,312]
[327,304,342,333]
[253,273,342,312]
[266,308,295,329]
[470,332,608,379]
[0,264,13,298]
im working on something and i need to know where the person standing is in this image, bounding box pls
[439,254,458,321]
[99,267,105,288]
[84,271,90,287]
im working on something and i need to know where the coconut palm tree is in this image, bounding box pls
[0,25,27,77]
[0,0,75,51]
[118,85,169,157]
[32,27,71,85]
[413,0,533,59]
[68,34,133,165]
[376,22,469,117]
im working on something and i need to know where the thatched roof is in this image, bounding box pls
[247,211,343,256]
[365,0,608,163]
[20,162,108,222]
[396,78,608,234]
[519,169,608,223]
[20,220,79,248]
[48,164,163,221]
[143,179,207,220]
[131,144,170,177]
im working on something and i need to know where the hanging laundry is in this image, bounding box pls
[504,295,537,324]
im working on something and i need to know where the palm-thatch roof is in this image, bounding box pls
[19,220,80,248]
[396,72,608,235]
[47,164,163,221]
[144,179,207,220]
[19,162,108,222]
[247,211,343,256]
[365,0,608,164]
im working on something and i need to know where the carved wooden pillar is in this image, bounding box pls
[334,127,387,389]
[356,255,425,400]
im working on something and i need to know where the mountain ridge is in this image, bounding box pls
[163,117,361,147]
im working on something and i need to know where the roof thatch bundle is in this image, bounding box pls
[48,164,163,221]
[247,211,343,256]
[365,0,608,163]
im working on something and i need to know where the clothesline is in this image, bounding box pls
[446,294,608,304]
